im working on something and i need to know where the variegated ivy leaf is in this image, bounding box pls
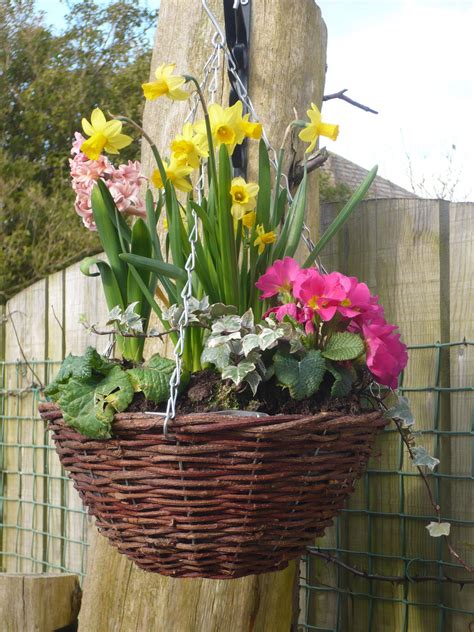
[240,308,255,331]
[212,315,243,334]
[411,446,440,471]
[244,370,262,396]
[106,302,143,333]
[242,334,260,356]
[384,396,414,428]
[209,303,238,318]
[258,327,284,350]
[201,344,231,370]
[426,521,450,537]
[222,361,256,386]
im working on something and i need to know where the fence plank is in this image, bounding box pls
[45,270,66,571]
[318,198,444,631]
[446,202,474,631]
[62,262,108,575]
[3,279,47,572]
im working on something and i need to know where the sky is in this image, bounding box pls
[37,0,473,200]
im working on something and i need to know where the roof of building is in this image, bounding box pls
[321,152,418,199]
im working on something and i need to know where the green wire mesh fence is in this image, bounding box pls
[0,359,89,578]
[0,342,472,630]
[300,340,474,631]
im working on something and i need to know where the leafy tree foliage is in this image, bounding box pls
[0,0,156,302]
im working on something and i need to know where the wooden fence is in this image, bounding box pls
[0,197,472,630]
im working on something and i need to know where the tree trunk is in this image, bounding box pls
[79,2,327,630]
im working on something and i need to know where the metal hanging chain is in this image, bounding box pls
[161,8,224,436]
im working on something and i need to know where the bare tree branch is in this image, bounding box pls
[323,89,378,115]
[307,548,474,586]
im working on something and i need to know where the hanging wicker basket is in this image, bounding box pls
[39,402,387,579]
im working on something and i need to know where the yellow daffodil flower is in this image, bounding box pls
[142,63,189,101]
[151,158,193,193]
[254,224,276,254]
[230,177,259,221]
[242,211,256,230]
[81,108,132,161]
[298,103,339,153]
[241,113,262,140]
[196,101,245,154]
[170,123,208,168]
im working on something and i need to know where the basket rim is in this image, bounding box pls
[38,401,387,439]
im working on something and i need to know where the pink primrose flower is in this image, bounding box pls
[358,319,408,388]
[256,257,302,299]
[295,269,347,321]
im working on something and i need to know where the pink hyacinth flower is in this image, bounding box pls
[256,257,302,299]
[69,134,146,230]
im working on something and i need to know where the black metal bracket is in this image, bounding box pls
[223,0,251,176]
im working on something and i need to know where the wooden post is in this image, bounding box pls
[78,1,327,630]
[0,573,81,632]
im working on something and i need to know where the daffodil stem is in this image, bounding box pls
[109,113,168,188]
[185,75,218,191]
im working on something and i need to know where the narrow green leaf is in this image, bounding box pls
[256,139,271,227]
[217,144,238,306]
[125,219,153,362]
[91,182,129,302]
[120,253,187,281]
[304,166,378,267]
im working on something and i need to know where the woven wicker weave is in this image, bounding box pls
[39,403,386,579]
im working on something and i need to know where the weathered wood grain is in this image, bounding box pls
[0,572,81,631]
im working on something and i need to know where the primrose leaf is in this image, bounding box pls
[127,354,177,403]
[384,396,414,428]
[44,347,114,399]
[322,332,365,361]
[326,362,354,398]
[274,350,326,401]
[411,446,440,471]
[56,365,134,438]
[426,521,450,537]
[222,361,256,386]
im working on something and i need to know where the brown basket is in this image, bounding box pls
[39,403,387,579]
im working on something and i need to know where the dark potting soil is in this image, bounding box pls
[127,368,367,417]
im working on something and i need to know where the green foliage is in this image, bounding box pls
[273,350,326,401]
[0,0,156,302]
[45,347,184,437]
[127,354,178,402]
[44,347,114,398]
[56,365,134,438]
[321,331,365,361]
[326,362,354,398]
